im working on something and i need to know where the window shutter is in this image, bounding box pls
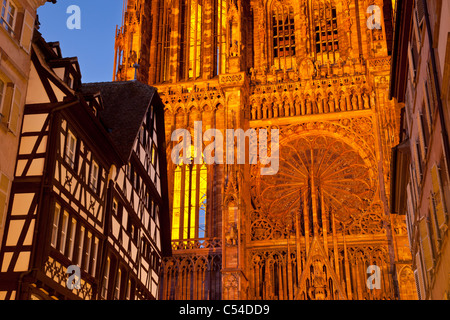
[423,82,433,132]
[408,41,417,79]
[416,0,425,24]
[8,85,21,134]
[1,83,14,124]
[417,112,427,158]
[20,10,34,54]
[415,252,426,297]
[419,218,434,272]
[429,195,441,251]
[431,164,448,228]
[413,269,422,300]
[406,183,415,245]
[413,141,423,181]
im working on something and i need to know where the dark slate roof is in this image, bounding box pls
[80,81,157,162]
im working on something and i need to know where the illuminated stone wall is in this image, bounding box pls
[115,0,416,300]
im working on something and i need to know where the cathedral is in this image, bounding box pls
[113,0,418,300]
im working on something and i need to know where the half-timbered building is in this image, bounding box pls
[0,0,55,251]
[0,31,170,300]
[81,81,171,300]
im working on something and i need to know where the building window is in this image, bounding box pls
[172,157,207,240]
[59,211,69,254]
[431,164,448,229]
[179,0,203,80]
[0,74,21,132]
[68,218,77,260]
[272,2,296,70]
[0,79,5,115]
[126,280,131,300]
[1,0,17,34]
[151,143,157,166]
[112,198,118,216]
[91,237,99,277]
[101,257,110,299]
[213,0,226,76]
[51,203,61,248]
[156,0,171,83]
[77,226,85,267]
[114,269,121,300]
[90,160,99,193]
[313,1,339,63]
[419,217,435,283]
[65,130,77,169]
[83,231,92,273]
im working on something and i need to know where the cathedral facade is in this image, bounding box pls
[114,0,417,300]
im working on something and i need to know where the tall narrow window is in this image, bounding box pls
[51,203,61,248]
[272,2,296,70]
[59,211,69,254]
[90,160,99,193]
[151,143,157,166]
[126,280,131,300]
[313,1,339,64]
[68,218,77,260]
[157,0,171,82]
[114,269,122,300]
[65,130,77,169]
[77,226,85,267]
[419,218,435,280]
[101,257,110,299]
[83,231,92,273]
[172,156,207,241]
[213,0,227,76]
[91,237,99,277]
[0,79,5,113]
[431,164,448,229]
[179,0,203,80]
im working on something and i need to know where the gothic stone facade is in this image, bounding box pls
[114,0,417,300]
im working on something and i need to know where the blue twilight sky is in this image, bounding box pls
[37,0,124,83]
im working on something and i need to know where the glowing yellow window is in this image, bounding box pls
[171,148,207,241]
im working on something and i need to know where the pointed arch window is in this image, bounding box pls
[272,2,296,70]
[313,1,339,63]
[179,0,203,80]
[172,148,207,241]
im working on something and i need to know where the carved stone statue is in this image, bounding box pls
[362,92,370,109]
[225,223,238,246]
[305,97,312,114]
[351,94,358,110]
[328,94,335,113]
